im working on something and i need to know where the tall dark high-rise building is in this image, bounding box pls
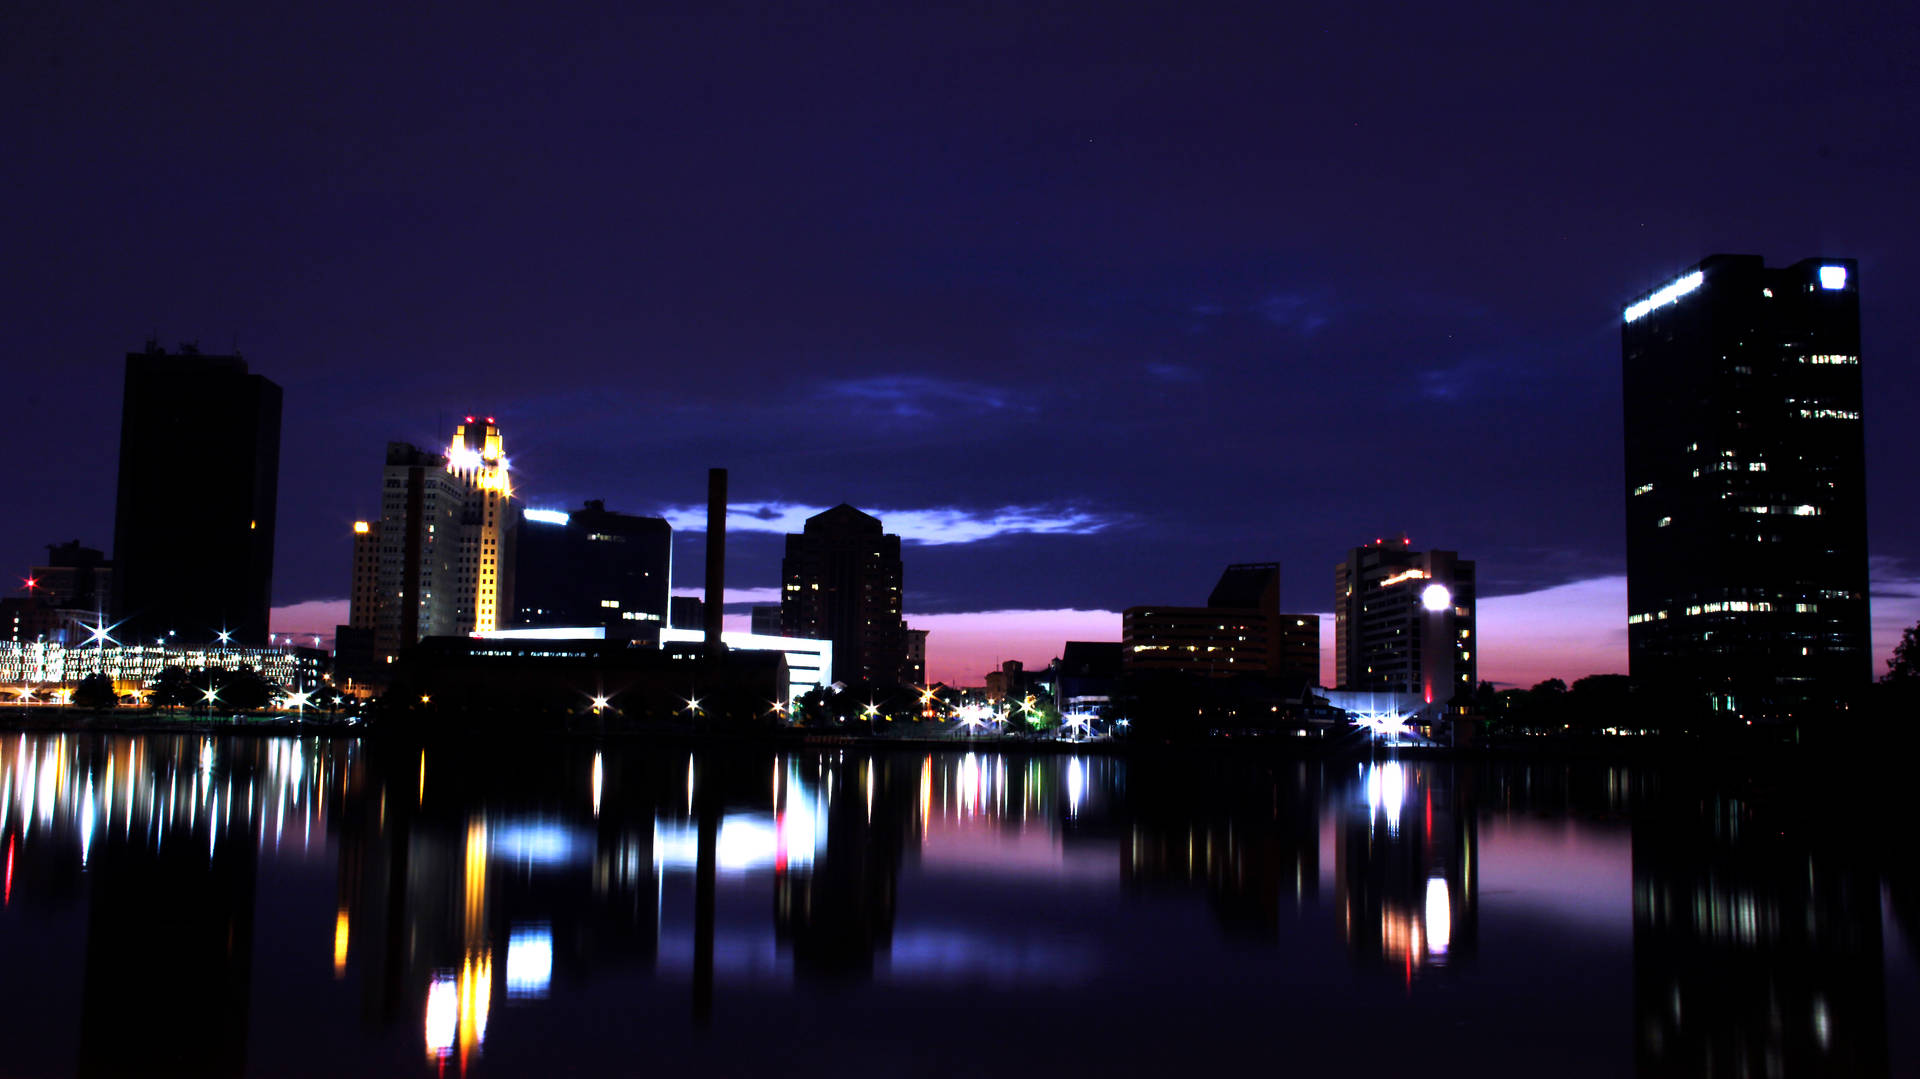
[781,505,908,686]
[1622,255,1869,722]
[750,605,783,637]
[512,500,671,637]
[111,342,281,644]
[1334,538,1475,706]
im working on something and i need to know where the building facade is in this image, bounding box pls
[33,541,112,616]
[5,542,115,645]
[750,606,783,637]
[1622,255,1869,722]
[347,521,380,633]
[657,627,832,705]
[1123,563,1321,684]
[445,419,514,635]
[780,504,909,686]
[512,500,671,639]
[1334,538,1475,710]
[356,421,516,667]
[0,639,325,697]
[111,342,281,644]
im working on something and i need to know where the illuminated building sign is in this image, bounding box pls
[523,509,569,526]
[1623,270,1705,323]
[1817,265,1848,290]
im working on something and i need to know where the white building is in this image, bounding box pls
[474,625,833,706]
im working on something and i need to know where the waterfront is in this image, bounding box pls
[0,732,1911,1077]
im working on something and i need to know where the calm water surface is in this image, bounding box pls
[0,732,1911,1077]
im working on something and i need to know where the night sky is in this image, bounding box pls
[6,3,1917,686]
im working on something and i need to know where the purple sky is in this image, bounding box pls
[6,4,1918,687]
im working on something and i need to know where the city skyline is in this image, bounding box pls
[6,7,1918,688]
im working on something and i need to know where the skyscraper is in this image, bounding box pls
[1622,254,1869,722]
[445,418,514,634]
[780,505,908,686]
[111,342,281,644]
[512,500,671,637]
[1334,538,1475,707]
[356,420,515,666]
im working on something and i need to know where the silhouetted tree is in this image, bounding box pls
[212,666,274,711]
[149,665,197,709]
[72,673,117,709]
[793,686,835,727]
[1567,674,1632,732]
[1885,621,1920,683]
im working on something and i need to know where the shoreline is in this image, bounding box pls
[0,707,1870,770]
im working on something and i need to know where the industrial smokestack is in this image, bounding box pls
[704,468,727,660]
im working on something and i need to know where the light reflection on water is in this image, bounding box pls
[0,733,1908,1077]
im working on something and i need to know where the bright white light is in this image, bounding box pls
[506,925,553,999]
[1426,877,1452,956]
[1623,270,1705,323]
[1818,265,1848,290]
[1420,583,1452,612]
[524,509,570,526]
[79,777,94,867]
[1353,710,1410,738]
[958,752,983,812]
[715,816,780,869]
[651,809,823,873]
[425,974,457,1058]
[778,787,823,868]
[474,626,606,641]
[489,821,587,867]
[1365,761,1406,833]
[1065,757,1086,817]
